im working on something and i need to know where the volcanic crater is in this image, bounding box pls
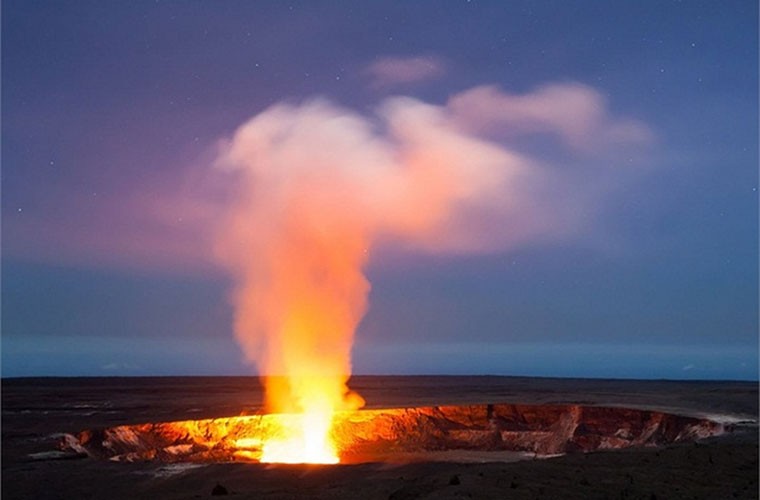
[60,403,723,464]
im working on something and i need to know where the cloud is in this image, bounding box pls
[448,82,654,151]
[2,81,654,274]
[213,95,574,261]
[364,55,445,88]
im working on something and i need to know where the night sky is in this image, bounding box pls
[2,1,757,379]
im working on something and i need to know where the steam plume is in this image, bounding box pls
[212,86,651,417]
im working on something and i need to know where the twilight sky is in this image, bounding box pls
[2,0,757,379]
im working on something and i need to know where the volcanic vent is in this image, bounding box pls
[61,404,722,464]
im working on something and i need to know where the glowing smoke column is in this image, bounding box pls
[214,98,530,462]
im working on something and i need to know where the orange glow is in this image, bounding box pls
[62,404,723,465]
[233,217,368,463]
[259,412,338,464]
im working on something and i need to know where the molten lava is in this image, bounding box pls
[258,412,338,464]
[247,375,364,464]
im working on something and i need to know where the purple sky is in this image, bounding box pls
[2,0,757,379]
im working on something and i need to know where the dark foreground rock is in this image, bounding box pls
[3,436,758,500]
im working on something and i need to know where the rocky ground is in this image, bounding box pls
[2,376,757,499]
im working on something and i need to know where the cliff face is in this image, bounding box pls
[60,404,723,463]
[333,404,722,460]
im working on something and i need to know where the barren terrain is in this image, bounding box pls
[2,376,757,499]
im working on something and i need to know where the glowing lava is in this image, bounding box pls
[254,376,362,464]
[259,412,338,464]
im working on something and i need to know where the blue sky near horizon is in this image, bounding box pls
[2,1,758,380]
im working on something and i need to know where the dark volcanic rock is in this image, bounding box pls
[211,482,228,495]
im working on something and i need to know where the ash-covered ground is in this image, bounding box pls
[2,376,757,499]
